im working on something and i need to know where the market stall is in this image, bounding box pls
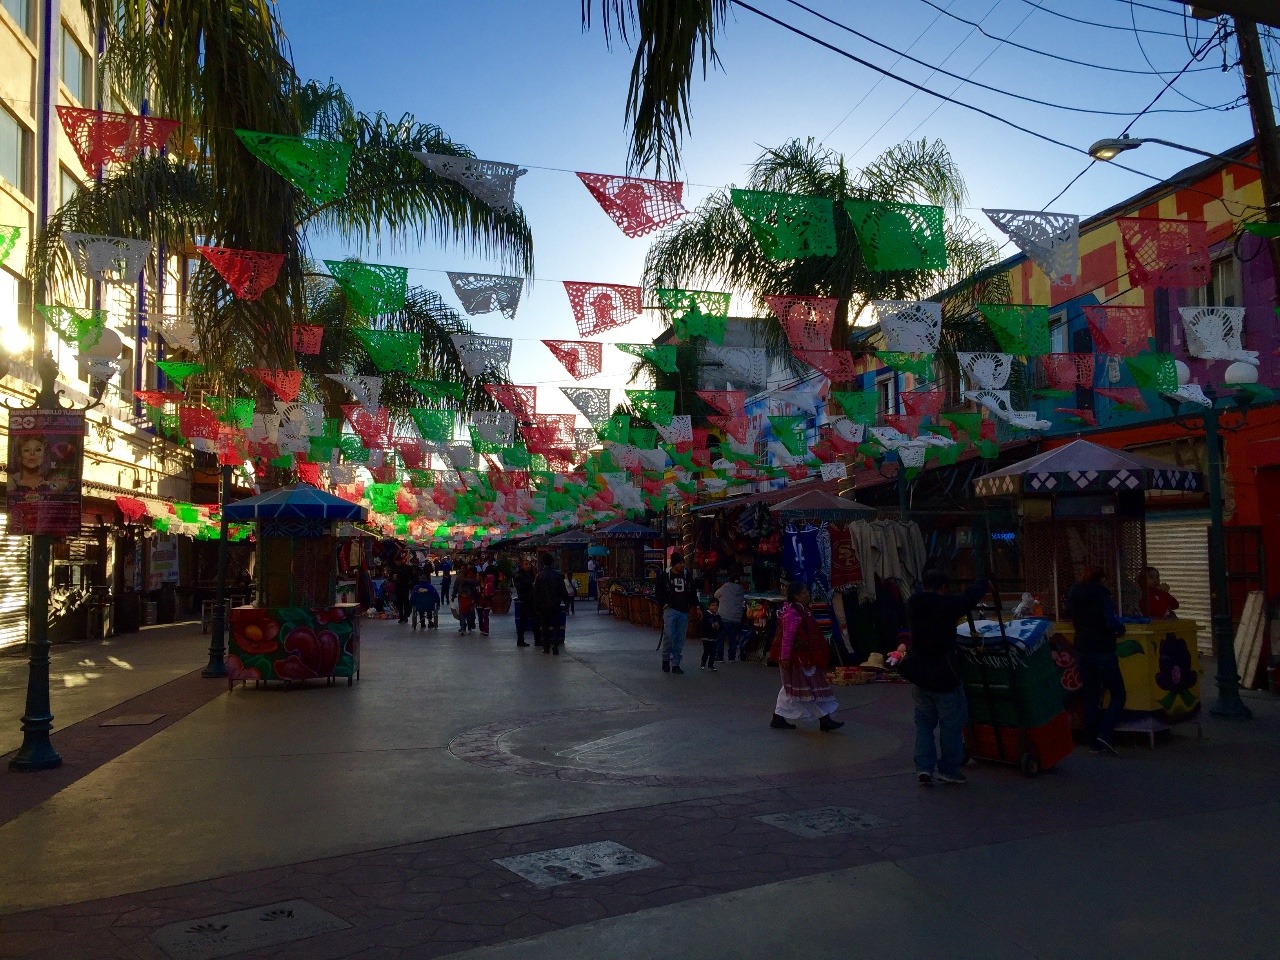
[546,528,591,596]
[973,439,1206,737]
[223,484,368,689]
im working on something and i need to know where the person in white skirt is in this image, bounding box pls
[771,581,844,732]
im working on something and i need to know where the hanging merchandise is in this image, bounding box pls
[655,288,730,343]
[1117,217,1210,289]
[873,300,942,354]
[842,199,947,272]
[471,410,516,445]
[0,225,20,265]
[1082,305,1152,356]
[576,172,688,237]
[877,352,934,380]
[563,281,643,337]
[197,246,285,300]
[1124,352,1179,392]
[1040,353,1095,395]
[61,233,153,285]
[796,350,858,381]
[236,131,353,205]
[979,303,1052,356]
[35,304,105,349]
[695,389,746,417]
[447,272,523,319]
[414,152,527,214]
[450,332,512,377]
[901,387,943,418]
[543,340,603,380]
[615,342,677,373]
[730,189,837,260]
[766,295,837,351]
[703,345,768,387]
[957,352,1014,390]
[56,106,180,173]
[324,261,409,318]
[292,324,324,354]
[485,384,537,421]
[351,328,421,373]
[247,368,303,402]
[829,390,880,425]
[408,379,466,404]
[326,374,383,411]
[561,386,612,426]
[625,389,676,426]
[409,408,455,444]
[983,209,1080,284]
[1178,306,1258,364]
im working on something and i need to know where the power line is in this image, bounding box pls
[1130,0,1227,109]
[782,0,1232,116]
[1111,0,1198,18]
[1014,0,1193,37]
[912,0,1220,74]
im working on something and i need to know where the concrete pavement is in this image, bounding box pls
[0,606,1277,959]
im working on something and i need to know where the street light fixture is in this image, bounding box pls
[1088,136,1263,171]
[1161,365,1260,721]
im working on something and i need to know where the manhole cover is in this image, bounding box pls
[149,899,349,960]
[757,806,889,838]
[100,713,165,727]
[495,841,660,888]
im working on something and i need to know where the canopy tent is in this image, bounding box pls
[591,519,659,539]
[546,528,593,546]
[972,439,1204,498]
[768,489,876,521]
[224,483,369,522]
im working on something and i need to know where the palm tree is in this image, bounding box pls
[30,3,533,377]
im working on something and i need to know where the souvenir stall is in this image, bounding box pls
[223,484,368,688]
[973,439,1206,737]
[591,519,660,625]
[546,527,591,596]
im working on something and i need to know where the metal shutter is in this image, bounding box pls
[1144,512,1211,654]
[0,515,29,650]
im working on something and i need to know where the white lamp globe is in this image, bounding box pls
[1224,361,1259,386]
[84,328,123,361]
[1175,359,1191,386]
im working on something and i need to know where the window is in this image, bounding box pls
[62,27,90,104]
[60,167,79,207]
[0,106,30,195]
[1048,310,1068,354]
[2,0,31,37]
[1193,256,1241,308]
[876,373,897,416]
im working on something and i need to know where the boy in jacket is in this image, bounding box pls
[656,552,696,674]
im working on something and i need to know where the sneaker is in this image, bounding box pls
[707,665,716,672]
[700,664,707,670]
[671,665,684,675]
[1091,738,1119,756]
[552,646,560,656]
[935,772,968,785]
[916,771,934,785]
[661,661,671,673]
[517,641,531,648]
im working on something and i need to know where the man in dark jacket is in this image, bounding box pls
[394,561,416,624]
[655,552,696,674]
[513,556,536,648]
[1065,565,1127,755]
[532,553,568,655]
[906,569,987,785]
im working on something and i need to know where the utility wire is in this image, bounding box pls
[781,0,1231,115]
[1111,0,1198,18]
[912,0,1219,74]
[1014,0,1192,37]
[1130,0,1228,109]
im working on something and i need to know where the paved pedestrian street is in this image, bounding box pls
[2,611,1278,959]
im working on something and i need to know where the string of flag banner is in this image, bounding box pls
[0,106,1272,545]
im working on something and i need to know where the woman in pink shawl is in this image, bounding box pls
[771,581,845,732]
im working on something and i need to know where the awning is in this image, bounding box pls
[972,439,1204,497]
[223,483,369,522]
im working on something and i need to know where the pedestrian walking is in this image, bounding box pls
[533,553,567,655]
[394,560,415,624]
[476,564,496,636]
[563,572,577,615]
[656,552,695,674]
[770,581,843,732]
[439,555,453,602]
[410,573,440,630]
[700,599,722,671]
[514,555,536,648]
[714,572,748,662]
[452,565,478,634]
[1065,565,1127,755]
[904,569,987,784]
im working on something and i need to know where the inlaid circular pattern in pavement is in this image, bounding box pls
[448,705,900,788]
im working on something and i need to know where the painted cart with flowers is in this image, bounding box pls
[223,485,368,688]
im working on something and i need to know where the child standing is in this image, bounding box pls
[701,599,723,671]
[410,574,440,630]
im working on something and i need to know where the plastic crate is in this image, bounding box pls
[959,641,1065,730]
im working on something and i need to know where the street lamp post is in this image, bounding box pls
[201,462,233,678]
[1087,136,1263,170]
[1164,382,1254,721]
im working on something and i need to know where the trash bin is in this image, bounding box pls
[114,590,141,634]
[158,585,178,624]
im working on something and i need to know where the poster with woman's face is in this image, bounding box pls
[6,410,85,536]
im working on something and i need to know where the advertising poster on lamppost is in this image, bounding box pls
[6,409,86,537]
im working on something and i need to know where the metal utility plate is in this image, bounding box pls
[495,840,660,888]
[149,899,350,960]
[757,806,889,838]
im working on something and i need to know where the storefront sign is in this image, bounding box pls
[148,537,179,590]
[5,409,86,536]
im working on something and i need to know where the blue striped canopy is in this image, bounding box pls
[223,483,368,522]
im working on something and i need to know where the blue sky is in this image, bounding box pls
[276,0,1267,417]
